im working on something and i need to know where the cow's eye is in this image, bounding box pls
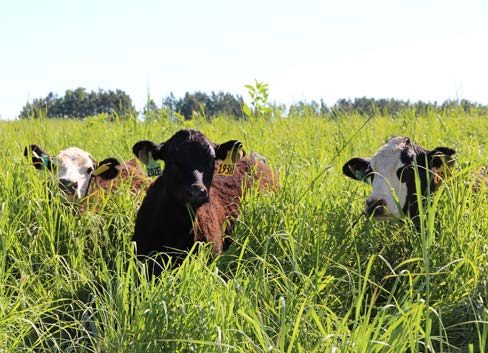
[363,168,373,184]
[87,167,94,174]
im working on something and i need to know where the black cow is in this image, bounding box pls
[132,129,276,274]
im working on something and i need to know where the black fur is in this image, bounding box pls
[24,144,54,170]
[95,158,121,180]
[132,129,240,272]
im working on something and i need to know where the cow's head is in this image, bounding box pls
[132,129,244,207]
[24,144,120,201]
[342,136,455,220]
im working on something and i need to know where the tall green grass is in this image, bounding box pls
[0,112,487,352]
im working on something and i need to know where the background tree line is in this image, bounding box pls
[19,87,488,120]
[19,88,136,119]
[145,91,245,120]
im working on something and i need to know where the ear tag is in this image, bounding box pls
[146,152,162,177]
[217,142,243,176]
[92,164,111,177]
[41,156,51,168]
[32,150,51,169]
[433,155,447,184]
[354,170,366,181]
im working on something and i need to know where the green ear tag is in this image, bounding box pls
[41,156,51,168]
[146,152,162,177]
[217,142,243,176]
[32,150,51,169]
[355,170,366,181]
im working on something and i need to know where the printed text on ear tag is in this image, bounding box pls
[217,142,243,176]
[146,152,162,177]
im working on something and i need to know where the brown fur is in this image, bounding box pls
[89,158,150,196]
[193,154,278,253]
[133,129,279,273]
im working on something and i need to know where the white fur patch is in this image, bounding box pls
[56,147,95,200]
[368,137,409,218]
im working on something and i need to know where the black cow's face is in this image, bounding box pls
[342,136,455,220]
[133,129,243,207]
[24,144,120,201]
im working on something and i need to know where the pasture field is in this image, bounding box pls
[1,111,488,352]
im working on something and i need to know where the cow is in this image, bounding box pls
[342,136,456,222]
[24,144,148,201]
[132,129,277,273]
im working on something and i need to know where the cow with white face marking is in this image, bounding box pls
[24,144,147,201]
[342,136,456,221]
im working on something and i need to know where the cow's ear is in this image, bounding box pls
[429,147,456,172]
[24,144,54,170]
[342,157,371,182]
[92,157,120,180]
[132,140,166,164]
[214,140,245,161]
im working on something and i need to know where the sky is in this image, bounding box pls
[0,0,487,119]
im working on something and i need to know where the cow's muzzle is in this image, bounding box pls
[184,184,209,206]
[364,197,388,218]
[59,178,79,195]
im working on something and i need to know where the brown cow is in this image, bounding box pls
[192,153,276,253]
[24,144,149,202]
[132,129,277,274]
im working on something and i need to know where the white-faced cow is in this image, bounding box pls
[24,144,148,201]
[132,129,277,274]
[342,136,455,221]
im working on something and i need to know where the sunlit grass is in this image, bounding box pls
[0,112,487,352]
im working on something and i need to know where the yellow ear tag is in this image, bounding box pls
[92,163,111,176]
[146,152,162,177]
[217,142,243,176]
[433,155,451,185]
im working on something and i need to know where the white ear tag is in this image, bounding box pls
[217,142,243,176]
[146,152,162,177]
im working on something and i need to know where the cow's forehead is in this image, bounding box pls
[375,136,410,156]
[370,137,412,168]
[175,141,216,161]
[167,131,216,158]
[57,147,94,168]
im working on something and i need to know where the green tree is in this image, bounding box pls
[19,88,136,119]
[243,80,271,118]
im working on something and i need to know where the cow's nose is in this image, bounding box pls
[59,178,78,194]
[185,184,208,204]
[364,197,387,217]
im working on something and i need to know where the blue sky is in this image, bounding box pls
[1,0,487,119]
